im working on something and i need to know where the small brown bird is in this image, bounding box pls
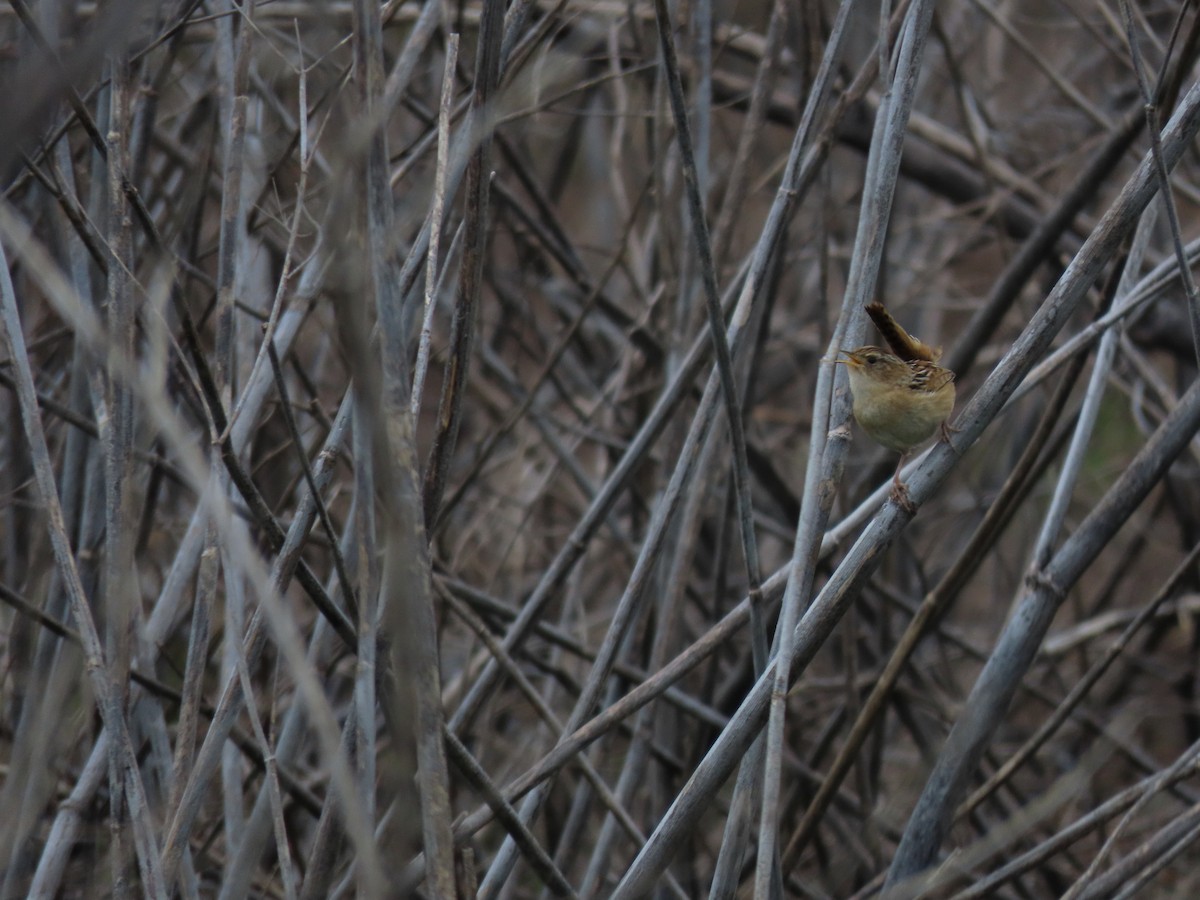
[840,306,955,510]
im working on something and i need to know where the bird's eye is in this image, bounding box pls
[866,354,879,364]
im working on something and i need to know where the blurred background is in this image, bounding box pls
[2,0,1200,897]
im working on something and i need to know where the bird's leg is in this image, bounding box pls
[889,452,917,514]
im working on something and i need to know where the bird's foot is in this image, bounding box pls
[940,420,961,454]
[890,480,917,515]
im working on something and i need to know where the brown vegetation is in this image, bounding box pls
[2,1,1200,897]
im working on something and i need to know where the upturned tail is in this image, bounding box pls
[866,302,941,363]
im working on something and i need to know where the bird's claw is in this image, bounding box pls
[890,480,917,515]
[940,420,961,455]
